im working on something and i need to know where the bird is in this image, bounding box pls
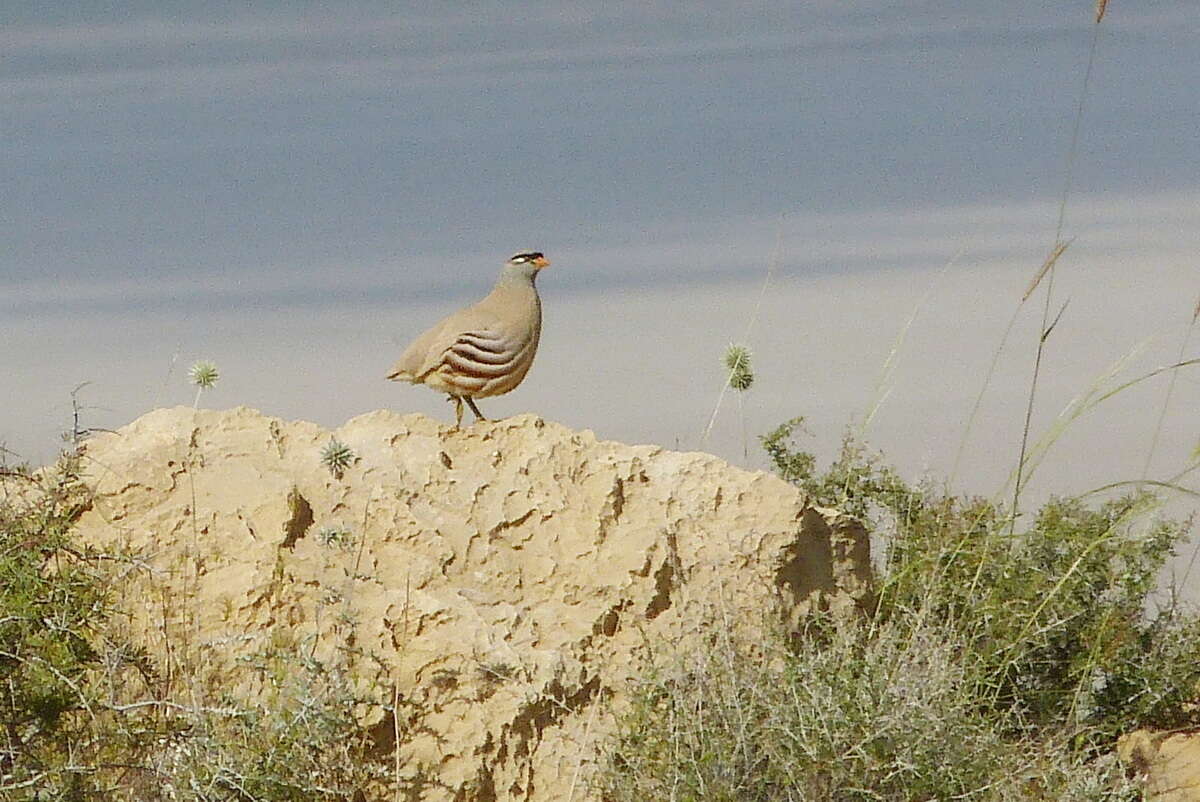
[386,251,550,428]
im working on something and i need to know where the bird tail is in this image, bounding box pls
[385,365,413,382]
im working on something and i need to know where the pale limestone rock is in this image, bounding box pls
[74,406,873,800]
[1120,729,1200,801]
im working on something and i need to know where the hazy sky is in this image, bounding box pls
[4,2,1199,523]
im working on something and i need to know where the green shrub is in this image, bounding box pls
[0,455,111,799]
[761,419,1200,745]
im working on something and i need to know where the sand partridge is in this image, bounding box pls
[387,251,550,427]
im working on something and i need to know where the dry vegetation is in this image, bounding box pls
[598,424,1200,800]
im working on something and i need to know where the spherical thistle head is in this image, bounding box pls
[317,524,354,549]
[724,344,754,392]
[189,360,220,390]
[320,437,357,479]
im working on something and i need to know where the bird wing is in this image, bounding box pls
[387,278,540,394]
[440,326,525,379]
[386,305,523,382]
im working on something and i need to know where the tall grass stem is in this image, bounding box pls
[1141,303,1199,482]
[1011,18,1104,527]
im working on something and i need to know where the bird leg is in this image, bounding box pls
[465,397,490,423]
[448,395,464,429]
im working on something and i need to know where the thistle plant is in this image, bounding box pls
[321,438,356,479]
[189,360,220,408]
[723,344,755,460]
[317,524,354,549]
[724,345,754,391]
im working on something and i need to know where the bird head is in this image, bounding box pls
[498,251,550,285]
[507,251,550,270]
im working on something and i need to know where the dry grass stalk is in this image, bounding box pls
[1095,0,1109,24]
[1022,239,1072,302]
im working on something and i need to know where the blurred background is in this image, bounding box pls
[3,1,1198,516]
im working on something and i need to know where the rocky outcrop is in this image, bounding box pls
[73,406,873,800]
[1120,730,1200,801]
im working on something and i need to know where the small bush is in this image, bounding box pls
[760,419,1200,744]
[601,615,1137,801]
[0,454,110,799]
[139,647,389,801]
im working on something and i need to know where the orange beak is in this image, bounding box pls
[532,255,550,268]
